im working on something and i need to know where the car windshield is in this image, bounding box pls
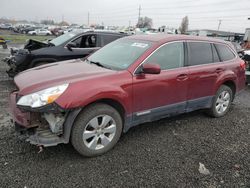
[86,39,152,70]
[50,32,77,46]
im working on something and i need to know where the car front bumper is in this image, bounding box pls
[9,91,72,147]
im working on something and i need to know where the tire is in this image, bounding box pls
[207,85,233,117]
[71,103,123,157]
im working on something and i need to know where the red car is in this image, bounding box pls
[10,34,246,157]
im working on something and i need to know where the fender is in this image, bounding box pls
[56,84,132,115]
[30,58,58,68]
[213,69,236,94]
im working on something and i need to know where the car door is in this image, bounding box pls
[59,34,100,61]
[186,41,221,111]
[99,34,123,47]
[132,41,189,124]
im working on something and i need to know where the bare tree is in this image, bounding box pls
[179,16,189,34]
[136,16,153,29]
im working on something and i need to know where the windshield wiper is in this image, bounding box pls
[86,58,112,70]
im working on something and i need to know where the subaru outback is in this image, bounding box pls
[9,34,246,157]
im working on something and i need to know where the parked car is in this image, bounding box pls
[4,31,127,77]
[0,23,12,30]
[0,36,7,49]
[20,27,40,34]
[9,34,246,157]
[28,29,52,36]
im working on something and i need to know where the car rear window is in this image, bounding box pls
[215,44,235,61]
[188,42,213,66]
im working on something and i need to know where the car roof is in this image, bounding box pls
[72,29,127,36]
[126,34,227,44]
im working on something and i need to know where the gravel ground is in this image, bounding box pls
[0,47,250,188]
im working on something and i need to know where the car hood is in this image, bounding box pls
[14,59,115,95]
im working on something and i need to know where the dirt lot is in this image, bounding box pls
[0,46,249,188]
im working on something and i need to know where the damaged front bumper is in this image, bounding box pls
[3,48,30,77]
[3,55,18,77]
[9,91,81,147]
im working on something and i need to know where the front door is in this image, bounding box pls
[132,42,189,124]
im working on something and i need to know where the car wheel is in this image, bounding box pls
[32,33,36,35]
[207,85,233,117]
[71,103,123,157]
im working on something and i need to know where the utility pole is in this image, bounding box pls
[137,5,141,26]
[129,20,131,27]
[88,12,90,27]
[217,19,222,31]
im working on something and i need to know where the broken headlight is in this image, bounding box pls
[17,84,69,108]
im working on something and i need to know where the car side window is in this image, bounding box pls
[72,34,97,48]
[188,42,213,66]
[101,34,121,47]
[144,42,184,70]
[82,35,97,48]
[72,37,82,48]
[215,44,235,61]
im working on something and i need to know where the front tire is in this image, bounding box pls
[207,85,233,117]
[71,103,123,157]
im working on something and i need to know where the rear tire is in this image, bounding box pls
[207,85,233,117]
[71,103,123,157]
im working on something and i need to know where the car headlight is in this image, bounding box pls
[17,84,69,108]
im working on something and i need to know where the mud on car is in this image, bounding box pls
[10,34,246,157]
[4,30,127,77]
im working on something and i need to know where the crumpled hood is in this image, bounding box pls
[14,59,114,95]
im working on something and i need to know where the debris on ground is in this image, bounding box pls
[198,162,210,175]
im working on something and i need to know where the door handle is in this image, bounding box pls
[215,68,223,73]
[177,74,188,81]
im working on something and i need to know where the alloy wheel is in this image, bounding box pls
[215,91,230,114]
[82,115,116,150]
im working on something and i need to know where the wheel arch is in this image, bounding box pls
[221,80,236,100]
[62,98,127,143]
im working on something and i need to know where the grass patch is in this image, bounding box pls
[0,33,55,44]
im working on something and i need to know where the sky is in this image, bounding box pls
[0,0,250,33]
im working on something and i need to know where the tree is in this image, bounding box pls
[136,16,153,29]
[41,19,55,25]
[58,21,69,26]
[179,16,189,34]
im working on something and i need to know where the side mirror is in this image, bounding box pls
[66,42,77,51]
[142,63,161,74]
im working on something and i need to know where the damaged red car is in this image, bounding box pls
[10,34,246,157]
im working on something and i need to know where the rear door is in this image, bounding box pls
[99,34,123,47]
[186,41,222,111]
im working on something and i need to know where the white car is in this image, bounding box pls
[28,29,52,36]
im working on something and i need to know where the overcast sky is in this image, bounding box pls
[1,0,250,32]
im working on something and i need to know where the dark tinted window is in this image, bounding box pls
[101,34,121,46]
[215,44,235,61]
[212,44,220,62]
[188,42,213,66]
[144,42,184,70]
[72,34,97,48]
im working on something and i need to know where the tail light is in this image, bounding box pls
[240,60,246,70]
